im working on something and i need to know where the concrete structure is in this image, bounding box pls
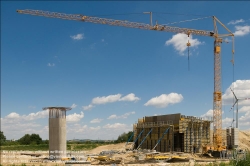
[133,113,212,153]
[43,107,71,160]
[227,127,239,149]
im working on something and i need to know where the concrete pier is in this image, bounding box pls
[43,107,71,160]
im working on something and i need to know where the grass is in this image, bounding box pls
[0,144,49,151]
[229,151,250,166]
[1,142,111,151]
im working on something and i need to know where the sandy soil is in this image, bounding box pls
[88,143,127,154]
[238,130,250,150]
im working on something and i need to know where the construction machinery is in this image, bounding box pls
[16,9,235,152]
[92,151,122,164]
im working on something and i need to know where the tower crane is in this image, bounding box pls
[16,9,235,152]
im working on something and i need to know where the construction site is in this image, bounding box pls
[1,4,250,166]
[2,110,249,166]
[133,113,212,154]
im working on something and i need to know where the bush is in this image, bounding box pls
[18,133,42,145]
[116,131,133,143]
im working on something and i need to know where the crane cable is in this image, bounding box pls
[231,37,235,127]
[187,33,191,71]
[92,12,211,27]
[162,16,212,26]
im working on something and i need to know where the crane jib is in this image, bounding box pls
[17,9,213,37]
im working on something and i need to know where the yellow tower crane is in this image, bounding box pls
[16,9,235,152]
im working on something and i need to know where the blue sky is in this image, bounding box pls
[1,1,250,140]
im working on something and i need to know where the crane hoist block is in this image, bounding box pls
[214,46,221,54]
[214,92,222,101]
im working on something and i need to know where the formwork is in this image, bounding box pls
[226,128,232,149]
[179,115,211,153]
[135,121,174,152]
[133,113,212,153]
[231,128,239,148]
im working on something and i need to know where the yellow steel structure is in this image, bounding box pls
[17,9,234,151]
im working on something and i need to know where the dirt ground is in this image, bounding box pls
[88,143,127,154]
[0,130,249,166]
[238,130,250,150]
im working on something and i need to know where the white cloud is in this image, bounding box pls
[92,94,122,105]
[71,103,77,109]
[107,114,118,119]
[103,123,127,129]
[2,110,132,140]
[234,25,250,36]
[83,93,140,110]
[47,63,55,67]
[1,112,50,140]
[239,112,250,122]
[240,121,250,127]
[67,124,88,133]
[107,111,135,119]
[101,39,105,42]
[222,80,250,106]
[201,109,213,120]
[165,33,203,55]
[200,109,225,120]
[228,19,245,25]
[66,111,84,123]
[90,118,103,123]
[120,111,135,118]
[24,110,48,120]
[239,106,250,113]
[70,33,84,40]
[6,112,20,119]
[66,123,131,139]
[90,126,101,130]
[221,104,250,128]
[82,104,94,111]
[222,117,234,128]
[144,93,183,108]
[120,93,140,102]
[201,106,250,129]
[5,110,49,120]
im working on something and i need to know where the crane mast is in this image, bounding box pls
[17,9,234,151]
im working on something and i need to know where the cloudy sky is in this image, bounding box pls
[1,1,250,140]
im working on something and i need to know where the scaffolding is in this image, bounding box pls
[179,115,211,153]
[133,113,212,153]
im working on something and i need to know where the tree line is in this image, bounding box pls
[0,131,47,145]
[1,130,134,145]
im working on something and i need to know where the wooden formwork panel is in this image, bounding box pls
[150,134,159,139]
